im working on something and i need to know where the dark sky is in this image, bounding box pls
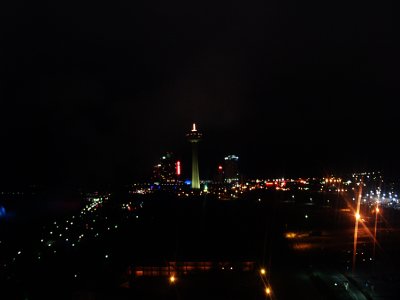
[0,1,399,187]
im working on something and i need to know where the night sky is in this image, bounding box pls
[1,1,398,187]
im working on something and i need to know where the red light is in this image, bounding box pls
[176,161,181,176]
[218,165,223,171]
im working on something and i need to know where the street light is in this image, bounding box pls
[260,268,266,275]
[353,182,363,274]
[169,275,176,284]
[373,203,380,259]
[265,286,271,295]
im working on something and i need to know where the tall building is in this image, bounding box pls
[186,123,202,189]
[224,155,239,183]
[216,164,224,183]
[152,152,178,183]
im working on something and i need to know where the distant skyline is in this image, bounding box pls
[1,1,399,187]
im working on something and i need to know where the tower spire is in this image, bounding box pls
[186,123,202,189]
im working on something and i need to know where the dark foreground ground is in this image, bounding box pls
[1,189,400,299]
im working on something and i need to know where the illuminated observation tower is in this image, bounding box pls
[186,123,202,189]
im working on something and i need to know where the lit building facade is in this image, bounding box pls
[224,155,239,183]
[152,152,178,184]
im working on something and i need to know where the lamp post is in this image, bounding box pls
[373,204,380,260]
[352,182,362,274]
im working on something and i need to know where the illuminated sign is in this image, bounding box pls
[176,161,181,176]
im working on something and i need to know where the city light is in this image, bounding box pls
[169,275,176,284]
[265,287,271,295]
[353,183,363,274]
[3,165,400,298]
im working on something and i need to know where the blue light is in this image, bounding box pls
[184,180,191,186]
[0,206,6,218]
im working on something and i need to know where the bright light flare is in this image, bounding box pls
[260,268,266,275]
[355,213,361,220]
[285,232,296,239]
[375,207,380,213]
[265,287,271,295]
[169,275,176,284]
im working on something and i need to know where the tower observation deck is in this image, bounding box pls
[186,123,202,189]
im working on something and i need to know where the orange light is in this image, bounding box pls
[376,207,380,213]
[169,275,176,284]
[285,232,296,239]
[265,287,271,295]
[355,213,360,220]
[260,268,266,275]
